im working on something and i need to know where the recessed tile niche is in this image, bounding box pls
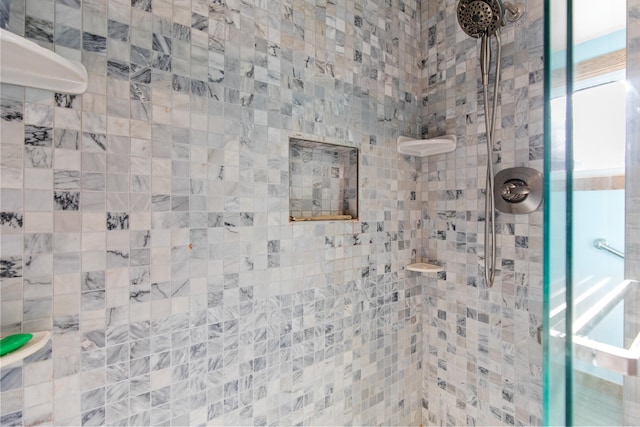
[289,137,359,221]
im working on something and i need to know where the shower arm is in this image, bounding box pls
[502,2,526,22]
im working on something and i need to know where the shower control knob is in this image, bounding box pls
[494,167,543,214]
[500,179,530,202]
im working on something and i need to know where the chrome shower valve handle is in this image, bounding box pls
[494,167,544,215]
[500,179,530,202]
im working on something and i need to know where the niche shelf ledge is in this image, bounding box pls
[397,134,456,157]
[406,262,444,273]
[0,331,50,368]
[0,29,88,94]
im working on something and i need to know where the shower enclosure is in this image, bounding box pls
[543,0,640,424]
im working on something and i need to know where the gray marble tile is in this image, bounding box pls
[81,407,105,426]
[54,24,81,48]
[0,212,23,230]
[53,191,80,210]
[106,213,129,230]
[25,16,53,43]
[0,256,22,278]
[0,0,521,425]
[108,19,129,42]
[24,125,52,146]
[82,32,107,53]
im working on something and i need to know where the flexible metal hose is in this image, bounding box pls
[482,30,501,288]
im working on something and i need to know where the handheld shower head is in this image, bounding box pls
[457,0,526,38]
[457,0,505,38]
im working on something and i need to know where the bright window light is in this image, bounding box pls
[551,80,626,175]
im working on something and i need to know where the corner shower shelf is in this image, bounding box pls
[406,262,444,273]
[397,134,457,157]
[0,28,88,94]
[0,331,50,368]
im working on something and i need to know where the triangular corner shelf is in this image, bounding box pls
[1,28,88,94]
[397,134,456,157]
[406,262,444,273]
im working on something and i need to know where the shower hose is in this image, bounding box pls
[483,30,501,288]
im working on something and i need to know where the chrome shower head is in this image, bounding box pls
[457,0,505,38]
[457,0,526,39]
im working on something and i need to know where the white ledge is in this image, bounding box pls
[397,134,456,157]
[0,331,50,368]
[406,262,444,273]
[0,29,88,94]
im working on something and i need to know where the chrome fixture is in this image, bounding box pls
[500,179,530,202]
[593,238,625,259]
[494,167,543,215]
[539,280,640,377]
[457,0,526,39]
[456,0,526,288]
[502,1,526,22]
[538,239,627,375]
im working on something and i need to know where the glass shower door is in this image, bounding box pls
[543,0,640,425]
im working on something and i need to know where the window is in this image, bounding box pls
[550,80,626,175]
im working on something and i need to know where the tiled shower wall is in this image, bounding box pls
[625,0,640,423]
[627,0,640,280]
[0,0,427,425]
[419,0,545,425]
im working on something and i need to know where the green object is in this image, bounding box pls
[0,333,33,356]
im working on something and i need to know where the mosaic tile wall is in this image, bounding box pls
[0,0,427,425]
[418,0,545,425]
[627,0,640,281]
[624,0,640,422]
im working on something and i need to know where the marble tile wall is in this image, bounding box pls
[624,0,640,423]
[0,0,426,425]
[418,0,545,425]
[627,0,640,281]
